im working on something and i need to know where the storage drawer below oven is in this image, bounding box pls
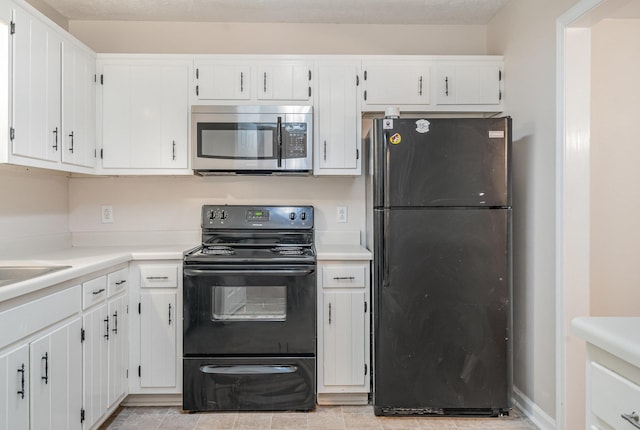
[183,356,316,412]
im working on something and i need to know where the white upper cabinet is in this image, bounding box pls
[362,60,431,107]
[361,56,504,112]
[256,62,311,101]
[193,58,312,104]
[98,58,190,174]
[195,62,251,100]
[314,61,361,175]
[61,39,96,169]
[10,4,61,164]
[435,61,503,106]
[4,1,96,174]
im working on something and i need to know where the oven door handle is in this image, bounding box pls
[184,268,314,277]
[200,365,298,375]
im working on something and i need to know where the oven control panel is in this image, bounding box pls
[202,205,314,229]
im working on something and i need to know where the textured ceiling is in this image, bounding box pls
[38,0,512,24]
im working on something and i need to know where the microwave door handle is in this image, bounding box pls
[277,116,283,168]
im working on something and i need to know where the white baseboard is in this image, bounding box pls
[513,386,556,430]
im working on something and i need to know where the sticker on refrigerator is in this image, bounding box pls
[415,119,430,134]
[489,130,505,138]
[389,133,402,145]
[383,119,394,129]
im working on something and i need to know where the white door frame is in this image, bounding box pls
[555,1,610,429]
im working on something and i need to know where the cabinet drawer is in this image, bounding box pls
[107,267,129,297]
[82,276,107,309]
[0,285,81,349]
[322,265,366,288]
[590,361,640,429]
[140,264,178,288]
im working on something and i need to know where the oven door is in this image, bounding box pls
[183,264,316,356]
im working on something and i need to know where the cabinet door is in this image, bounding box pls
[0,344,29,430]
[363,61,430,106]
[322,290,366,388]
[257,64,311,101]
[61,41,96,168]
[82,304,108,429]
[10,5,61,163]
[140,291,177,388]
[195,63,251,100]
[315,63,360,174]
[435,63,502,105]
[108,293,128,406]
[30,318,82,430]
[102,62,189,169]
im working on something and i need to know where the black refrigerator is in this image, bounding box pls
[369,117,512,416]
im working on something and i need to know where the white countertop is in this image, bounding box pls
[0,241,371,303]
[572,317,640,369]
[316,244,372,261]
[0,245,190,303]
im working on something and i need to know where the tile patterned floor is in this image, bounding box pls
[100,405,539,430]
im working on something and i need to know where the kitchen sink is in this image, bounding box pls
[0,265,71,287]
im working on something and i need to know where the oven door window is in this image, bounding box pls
[198,123,277,159]
[212,286,286,321]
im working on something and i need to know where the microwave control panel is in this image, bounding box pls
[284,123,307,159]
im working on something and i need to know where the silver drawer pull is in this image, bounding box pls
[333,276,355,281]
[115,280,127,285]
[146,276,169,280]
[622,412,640,429]
[92,288,105,295]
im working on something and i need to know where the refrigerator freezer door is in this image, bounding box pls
[373,117,510,208]
[373,207,511,413]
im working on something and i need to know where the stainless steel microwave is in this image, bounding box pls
[191,105,312,175]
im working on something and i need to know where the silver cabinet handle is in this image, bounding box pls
[445,76,449,96]
[328,302,332,325]
[115,280,126,286]
[17,364,25,399]
[52,127,58,150]
[333,276,355,281]
[41,353,49,384]
[146,276,169,280]
[172,140,176,160]
[240,72,244,92]
[68,131,74,153]
[622,412,640,429]
[112,310,118,334]
[323,141,327,161]
[418,75,423,96]
[168,303,172,325]
[263,72,267,92]
[92,288,105,295]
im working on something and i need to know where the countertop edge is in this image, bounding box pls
[572,317,640,369]
[0,246,189,303]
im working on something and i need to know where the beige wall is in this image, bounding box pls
[0,165,70,258]
[590,19,640,316]
[69,175,366,243]
[69,21,487,55]
[487,0,582,426]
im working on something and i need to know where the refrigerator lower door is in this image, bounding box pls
[373,208,511,415]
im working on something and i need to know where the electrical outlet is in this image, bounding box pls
[336,206,348,223]
[101,205,114,224]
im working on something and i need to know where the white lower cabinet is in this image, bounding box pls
[80,267,128,430]
[317,261,370,405]
[0,344,29,429]
[82,302,108,428]
[129,262,181,394]
[30,317,83,430]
